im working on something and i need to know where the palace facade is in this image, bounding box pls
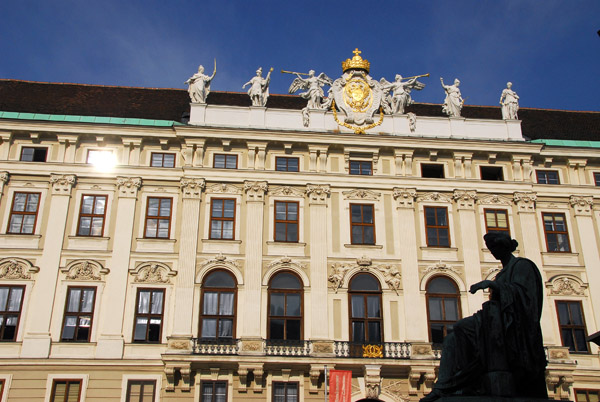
[0,76,599,402]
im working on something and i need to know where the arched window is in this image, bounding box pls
[268,272,302,341]
[426,276,461,345]
[349,273,382,344]
[200,270,236,340]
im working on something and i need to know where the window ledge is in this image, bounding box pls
[266,241,306,247]
[68,235,110,241]
[541,252,579,257]
[0,233,41,238]
[344,244,383,249]
[420,246,458,251]
[0,234,42,249]
[202,239,242,244]
[136,238,177,243]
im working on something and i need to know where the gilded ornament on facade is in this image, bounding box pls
[362,344,383,358]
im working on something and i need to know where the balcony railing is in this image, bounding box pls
[265,339,311,357]
[192,338,240,355]
[333,341,411,359]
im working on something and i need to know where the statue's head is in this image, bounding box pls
[256,68,262,76]
[308,70,315,77]
[198,65,205,74]
[484,232,518,260]
[507,82,513,88]
[395,74,403,81]
[454,79,460,86]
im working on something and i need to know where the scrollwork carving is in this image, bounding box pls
[342,189,381,201]
[0,258,39,280]
[116,176,142,198]
[205,183,242,194]
[569,195,593,216]
[417,192,452,203]
[61,260,109,281]
[453,189,477,209]
[548,275,586,296]
[131,262,176,284]
[513,191,536,212]
[393,187,416,208]
[306,184,330,204]
[50,174,76,194]
[180,177,205,199]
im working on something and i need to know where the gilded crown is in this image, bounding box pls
[342,48,370,73]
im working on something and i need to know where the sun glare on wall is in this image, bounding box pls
[87,150,117,172]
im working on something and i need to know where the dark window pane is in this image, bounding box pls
[350,274,380,291]
[271,273,301,289]
[574,329,588,352]
[204,271,235,288]
[286,294,301,316]
[367,296,380,318]
[270,294,285,316]
[363,226,374,244]
[444,299,458,321]
[428,277,457,294]
[351,226,363,243]
[351,295,365,318]
[270,319,285,339]
[431,324,445,345]
[352,321,365,343]
[275,222,286,241]
[351,205,362,222]
[428,297,443,321]
[287,224,298,242]
[368,322,381,342]
[286,320,301,340]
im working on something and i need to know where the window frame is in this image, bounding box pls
[536,170,560,185]
[272,381,299,402]
[49,379,82,402]
[7,192,41,235]
[200,380,228,402]
[209,198,236,240]
[275,156,300,172]
[20,146,48,162]
[213,154,238,169]
[143,197,172,239]
[267,272,303,341]
[593,172,600,186]
[132,288,165,343]
[150,152,175,168]
[348,273,383,344]
[424,206,451,247]
[556,300,589,354]
[199,270,237,340]
[484,208,510,235]
[425,276,462,346]
[274,201,299,243]
[349,160,373,176]
[574,389,600,402]
[125,380,157,402]
[0,285,25,342]
[60,286,96,342]
[349,203,376,245]
[76,194,108,237]
[479,165,504,181]
[542,212,571,253]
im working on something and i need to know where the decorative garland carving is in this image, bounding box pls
[548,275,586,296]
[205,183,242,194]
[479,194,512,206]
[131,262,176,284]
[61,260,109,281]
[0,258,39,280]
[417,192,452,203]
[423,261,460,276]
[199,253,241,270]
[328,257,401,293]
[342,189,381,201]
[266,256,306,271]
[269,186,304,197]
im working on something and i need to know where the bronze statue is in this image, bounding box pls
[421,233,547,401]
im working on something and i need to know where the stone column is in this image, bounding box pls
[167,178,205,352]
[122,138,142,166]
[393,188,427,340]
[569,196,600,329]
[21,174,76,358]
[453,190,484,313]
[95,177,141,358]
[240,181,267,351]
[306,185,331,346]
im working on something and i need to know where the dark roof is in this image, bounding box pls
[1,79,599,141]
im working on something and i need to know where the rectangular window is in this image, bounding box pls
[272,382,298,402]
[275,157,299,172]
[0,285,24,341]
[144,198,172,239]
[20,147,48,162]
[480,166,504,181]
[50,379,81,402]
[0,379,4,400]
[349,160,372,175]
[133,289,164,343]
[425,206,450,247]
[77,195,107,237]
[536,170,560,185]
[274,201,299,242]
[7,192,40,234]
[200,381,227,402]
[213,154,237,169]
[421,164,445,178]
[209,199,235,240]
[594,173,600,187]
[350,204,375,245]
[484,209,510,234]
[575,389,600,402]
[86,150,113,164]
[150,152,175,168]
[557,301,588,353]
[543,212,571,252]
[126,380,156,402]
[61,287,96,342]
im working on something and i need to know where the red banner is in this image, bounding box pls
[329,370,352,402]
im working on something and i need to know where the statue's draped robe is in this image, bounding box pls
[442,86,462,117]
[434,256,547,397]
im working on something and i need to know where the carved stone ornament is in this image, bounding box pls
[244,181,268,201]
[479,194,512,206]
[417,192,452,203]
[393,187,417,208]
[50,174,76,194]
[306,184,330,204]
[377,265,402,294]
[180,177,205,199]
[484,266,502,280]
[328,258,400,293]
[0,257,39,280]
[357,255,372,266]
[267,256,307,271]
[381,380,411,402]
[513,191,537,212]
[328,262,352,292]
[0,171,9,184]
[453,189,477,209]
[61,260,109,281]
[131,262,176,284]
[199,253,241,271]
[569,195,593,215]
[205,183,242,194]
[116,176,142,198]
[343,189,381,201]
[423,261,461,277]
[548,276,586,296]
[407,112,417,132]
[363,365,382,399]
[268,185,304,197]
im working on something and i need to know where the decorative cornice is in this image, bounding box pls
[116,176,142,198]
[479,194,512,206]
[569,195,593,216]
[417,192,452,203]
[453,190,477,209]
[50,174,76,195]
[131,261,176,284]
[61,260,109,281]
[180,177,205,199]
[305,184,330,204]
[269,186,305,198]
[342,189,381,201]
[393,187,417,208]
[198,253,241,271]
[266,256,307,271]
[423,261,460,276]
[244,181,268,201]
[205,183,242,195]
[547,275,586,296]
[513,191,536,212]
[0,258,39,280]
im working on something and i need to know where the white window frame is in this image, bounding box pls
[44,374,89,402]
[120,374,162,402]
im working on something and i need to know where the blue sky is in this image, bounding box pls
[1,1,599,111]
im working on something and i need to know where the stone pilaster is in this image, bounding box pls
[168,178,205,353]
[306,184,331,343]
[21,174,76,358]
[96,176,141,358]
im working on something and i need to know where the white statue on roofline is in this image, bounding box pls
[185,60,216,104]
[243,67,273,107]
[500,82,519,120]
[440,77,464,117]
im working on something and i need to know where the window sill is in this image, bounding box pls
[202,239,242,244]
[420,246,458,251]
[135,237,176,253]
[344,244,383,249]
[266,241,306,247]
[0,234,42,249]
[67,235,110,251]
